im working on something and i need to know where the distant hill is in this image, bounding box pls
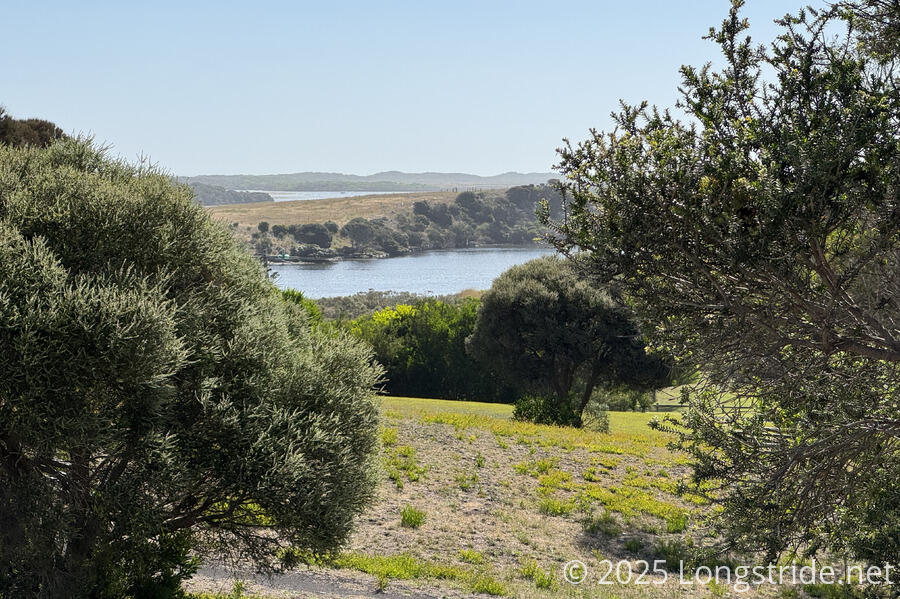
[186,182,273,206]
[181,170,557,192]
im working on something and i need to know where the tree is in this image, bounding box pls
[0,140,381,597]
[257,220,269,233]
[290,223,332,248]
[340,217,375,248]
[544,0,900,566]
[466,256,668,424]
[0,106,65,148]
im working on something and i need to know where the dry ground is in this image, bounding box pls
[205,192,457,234]
[186,397,792,599]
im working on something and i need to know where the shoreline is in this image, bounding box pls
[261,243,553,265]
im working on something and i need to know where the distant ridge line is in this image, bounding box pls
[180,170,558,192]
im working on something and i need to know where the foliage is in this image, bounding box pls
[457,549,485,565]
[518,559,554,589]
[314,289,473,321]
[0,106,65,148]
[544,0,900,568]
[468,256,670,424]
[186,182,272,206]
[400,505,426,528]
[384,444,427,490]
[402,185,561,249]
[581,510,622,537]
[283,550,508,596]
[347,298,516,402]
[0,140,381,597]
[512,394,582,427]
[289,223,332,248]
[280,288,323,325]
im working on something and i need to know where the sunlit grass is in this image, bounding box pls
[381,395,678,458]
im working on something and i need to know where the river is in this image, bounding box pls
[270,246,555,298]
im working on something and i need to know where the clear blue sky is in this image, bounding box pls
[3,1,815,177]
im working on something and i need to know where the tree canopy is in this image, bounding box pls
[467,256,669,424]
[0,140,381,597]
[544,0,900,565]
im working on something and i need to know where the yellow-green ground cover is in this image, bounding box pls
[187,396,795,599]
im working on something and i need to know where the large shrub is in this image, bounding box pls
[0,140,381,597]
[467,256,669,425]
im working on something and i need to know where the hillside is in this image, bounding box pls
[188,181,273,206]
[206,191,457,231]
[183,171,557,192]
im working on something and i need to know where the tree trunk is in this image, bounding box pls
[578,366,602,416]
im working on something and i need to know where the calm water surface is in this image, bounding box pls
[270,247,555,298]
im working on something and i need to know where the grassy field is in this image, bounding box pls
[205,191,458,232]
[187,396,791,599]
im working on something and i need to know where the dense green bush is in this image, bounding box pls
[0,140,381,598]
[512,394,581,427]
[346,298,515,402]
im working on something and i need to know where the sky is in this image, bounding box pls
[3,1,816,177]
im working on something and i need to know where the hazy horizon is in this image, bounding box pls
[5,0,813,176]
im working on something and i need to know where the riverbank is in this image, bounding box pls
[262,242,550,264]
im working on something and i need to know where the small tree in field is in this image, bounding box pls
[544,0,900,567]
[0,140,381,598]
[467,256,668,425]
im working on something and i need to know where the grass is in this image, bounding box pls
[519,558,555,590]
[206,191,457,234]
[281,550,507,596]
[400,505,426,528]
[384,444,427,489]
[582,510,623,536]
[455,471,478,491]
[197,395,739,598]
[458,548,486,564]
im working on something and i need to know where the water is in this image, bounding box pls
[270,246,555,298]
[249,190,417,202]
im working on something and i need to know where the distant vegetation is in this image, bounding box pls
[341,298,517,403]
[0,106,65,148]
[185,181,273,206]
[314,289,478,320]
[303,257,669,417]
[248,185,564,258]
[183,170,555,192]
